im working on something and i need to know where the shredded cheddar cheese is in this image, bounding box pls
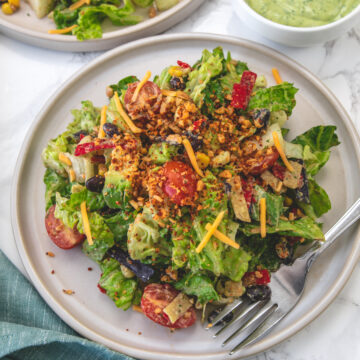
[131,70,151,103]
[48,25,78,35]
[80,201,93,246]
[272,68,283,84]
[98,105,107,139]
[132,305,143,313]
[205,223,239,249]
[260,197,266,238]
[182,138,204,177]
[69,0,90,10]
[59,152,72,166]
[113,92,142,134]
[69,169,76,182]
[196,211,225,253]
[272,131,294,172]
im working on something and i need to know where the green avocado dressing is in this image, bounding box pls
[245,0,360,27]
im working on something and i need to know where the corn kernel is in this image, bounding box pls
[284,196,293,206]
[98,163,107,176]
[2,3,14,14]
[196,152,210,169]
[8,0,20,7]
[168,66,183,78]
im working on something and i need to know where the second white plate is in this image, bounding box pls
[0,0,204,51]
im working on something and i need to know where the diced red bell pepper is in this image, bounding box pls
[241,177,254,209]
[231,71,257,110]
[74,140,115,156]
[177,60,191,70]
[272,162,286,181]
[243,269,270,286]
[193,118,206,132]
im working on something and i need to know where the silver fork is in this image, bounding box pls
[205,198,360,355]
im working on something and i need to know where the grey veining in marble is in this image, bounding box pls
[1,0,360,359]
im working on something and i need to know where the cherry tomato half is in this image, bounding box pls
[162,161,197,206]
[141,283,196,329]
[45,205,85,249]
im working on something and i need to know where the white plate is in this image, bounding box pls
[0,0,203,52]
[11,33,360,359]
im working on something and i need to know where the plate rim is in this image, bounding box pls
[10,33,360,359]
[0,0,204,51]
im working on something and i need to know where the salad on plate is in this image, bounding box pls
[42,47,339,329]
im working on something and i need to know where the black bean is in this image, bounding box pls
[208,308,233,326]
[246,285,271,303]
[85,175,105,193]
[170,77,185,90]
[99,206,120,217]
[73,130,88,143]
[106,246,154,282]
[252,109,270,128]
[103,123,120,138]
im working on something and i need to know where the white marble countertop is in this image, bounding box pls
[1,0,360,359]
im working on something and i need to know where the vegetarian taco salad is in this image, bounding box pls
[43,47,340,329]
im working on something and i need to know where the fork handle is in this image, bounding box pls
[305,198,360,269]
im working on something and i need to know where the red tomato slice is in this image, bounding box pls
[162,161,197,206]
[141,283,196,329]
[124,81,162,119]
[45,205,85,249]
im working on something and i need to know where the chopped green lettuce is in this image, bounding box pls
[248,82,298,115]
[185,48,224,106]
[308,178,331,218]
[292,125,340,176]
[252,185,284,226]
[153,67,172,90]
[44,169,71,211]
[103,211,137,244]
[148,142,179,164]
[80,211,115,262]
[68,187,106,212]
[110,75,139,96]
[41,133,71,177]
[175,273,219,304]
[127,207,171,261]
[68,100,100,134]
[99,258,139,310]
[103,170,132,210]
[73,1,142,41]
[240,216,324,241]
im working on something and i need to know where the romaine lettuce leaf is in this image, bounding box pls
[185,48,224,106]
[99,258,139,310]
[103,211,137,244]
[240,216,324,240]
[127,207,171,262]
[68,187,106,212]
[292,125,340,176]
[73,1,142,41]
[308,178,331,217]
[44,169,71,211]
[68,100,100,134]
[247,82,298,115]
[175,273,219,304]
[54,192,81,229]
[41,133,71,177]
[153,67,172,90]
[252,185,284,226]
[80,211,115,262]
[110,75,139,96]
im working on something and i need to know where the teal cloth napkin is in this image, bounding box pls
[0,250,137,360]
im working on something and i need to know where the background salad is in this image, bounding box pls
[42,47,339,329]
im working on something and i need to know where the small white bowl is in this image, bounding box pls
[233,0,360,47]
